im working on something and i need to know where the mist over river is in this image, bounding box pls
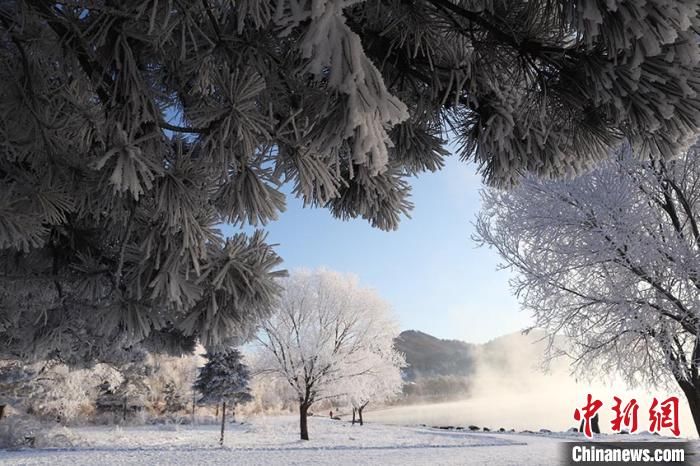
[369,332,697,437]
[369,391,694,437]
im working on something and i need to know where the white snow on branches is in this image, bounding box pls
[477,142,700,389]
[254,269,404,410]
[275,0,409,174]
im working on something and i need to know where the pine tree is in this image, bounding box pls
[193,349,252,446]
[162,382,185,413]
[1,1,699,360]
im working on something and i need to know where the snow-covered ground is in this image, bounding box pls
[0,415,695,465]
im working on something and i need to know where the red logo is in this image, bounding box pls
[611,396,639,433]
[574,394,603,438]
[574,395,681,438]
[649,397,680,437]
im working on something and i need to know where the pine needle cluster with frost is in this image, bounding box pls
[1,0,699,360]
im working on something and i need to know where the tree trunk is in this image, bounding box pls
[352,407,356,425]
[0,404,6,420]
[219,401,226,446]
[299,402,310,440]
[122,395,127,421]
[358,401,369,426]
[191,389,196,425]
[215,403,219,418]
[678,380,700,437]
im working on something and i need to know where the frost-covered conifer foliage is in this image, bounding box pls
[193,348,252,445]
[477,143,700,436]
[1,1,699,361]
[193,348,252,407]
[255,269,404,440]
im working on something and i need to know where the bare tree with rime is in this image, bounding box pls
[477,143,700,437]
[255,269,404,440]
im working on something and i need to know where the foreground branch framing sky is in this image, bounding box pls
[1,0,698,361]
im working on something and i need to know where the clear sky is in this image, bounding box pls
[222,156,532,344]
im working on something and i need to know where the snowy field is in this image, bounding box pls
[1,415,696,466]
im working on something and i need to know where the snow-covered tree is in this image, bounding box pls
[1,1,699,361]
[240,350,298,415]
[95,350,152,422]
[0,361,35,419]
[28,363,122,424]
[241,373,297,416]
[255,269,404,440]
[476,142,700,436]
[142,352,202,416]
[193,348,252,446]
[0,358,124,424]
[161,382,184,413]
[344,349,404,425]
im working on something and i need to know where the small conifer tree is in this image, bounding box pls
[193,349,252,446]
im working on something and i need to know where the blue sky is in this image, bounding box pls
[223,157,532,344]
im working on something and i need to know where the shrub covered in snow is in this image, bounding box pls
[0,415,82,449]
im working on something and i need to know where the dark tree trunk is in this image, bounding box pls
[219,401,226,446]
[358,401,369,426]
[678,380,700,437]
[591,413,599,434]
[299,401,310,440]
[0,404,5,420]
[215,403,219,418]
[191,390,196,425]
[122,395,127,421]
[352,407,356,425]
[676,340,700,438]
[579,414,600,435]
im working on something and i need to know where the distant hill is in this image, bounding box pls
[394,330,476,381]
[392,330,479,402]
[393,329,559,403]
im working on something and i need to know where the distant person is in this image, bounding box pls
[329,410,333,419]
